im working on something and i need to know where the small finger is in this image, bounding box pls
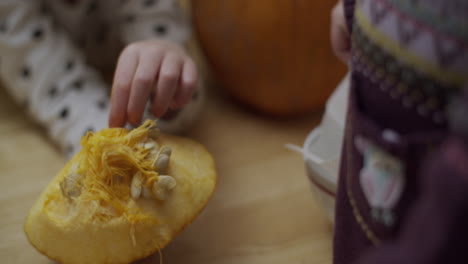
[173,59,198,109]
[127,52,163,125]
[151,53,183,117]
[109,46,139,127]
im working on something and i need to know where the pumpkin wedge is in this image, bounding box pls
[24,120,217,264]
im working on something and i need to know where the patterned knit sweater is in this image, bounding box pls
[333,0,468,263]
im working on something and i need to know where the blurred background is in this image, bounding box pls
[187,0,347,117]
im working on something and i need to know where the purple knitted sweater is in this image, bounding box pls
[333,0,468,263]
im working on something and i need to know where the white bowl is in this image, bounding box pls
[301,74,349,222]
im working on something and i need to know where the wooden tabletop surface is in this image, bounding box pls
[0,85,334,264]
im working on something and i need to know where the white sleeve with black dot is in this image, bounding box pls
[115,0,191,44]
[0,0,110,159]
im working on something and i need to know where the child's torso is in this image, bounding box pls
[334,0,468,263]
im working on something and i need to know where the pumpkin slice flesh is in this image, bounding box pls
[24,121,217,264]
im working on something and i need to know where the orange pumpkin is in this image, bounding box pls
[192,0,347,116]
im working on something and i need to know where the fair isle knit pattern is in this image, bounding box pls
[351,0,468,124]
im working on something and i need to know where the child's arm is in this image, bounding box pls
[108,0,198,128]
[116,0,191,46]
[0,1,111,157]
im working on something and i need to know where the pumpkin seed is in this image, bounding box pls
[130,172,143,200]
[153,154,170,173]
[60,172,82,198]
[151,175,176,201]
[143,142,156,150]
[157,175,177,190]
[159,146,172,157]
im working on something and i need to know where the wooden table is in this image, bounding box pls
[0,86,333,264]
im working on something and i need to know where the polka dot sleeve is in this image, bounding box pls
[115,0,191,45]
[0,0,110,158]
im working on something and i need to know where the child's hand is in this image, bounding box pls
[109,40,198,128]
[330,0,350,64]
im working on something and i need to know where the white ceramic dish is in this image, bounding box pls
[288,74,349,222]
